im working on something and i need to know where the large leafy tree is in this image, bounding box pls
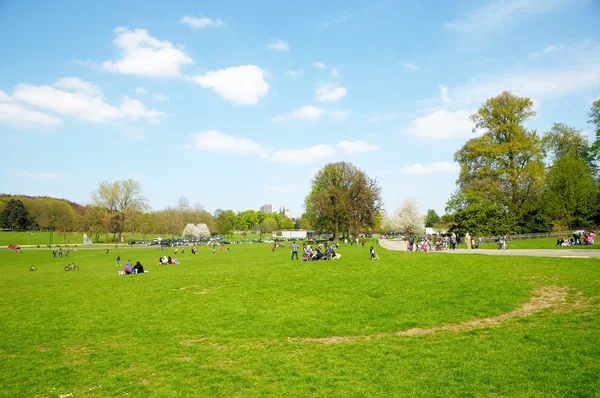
[91,179,148,240]
[305,162,382,240]
[543,151,598,229]
[454,91,546,232]
[0,199,35,231]
[543,122,592,168]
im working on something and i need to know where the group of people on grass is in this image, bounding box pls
[404,233,485,252]
[300,242,341,261]
[117,258,146,275]
[557,230,596,246]
[158,255,179,265]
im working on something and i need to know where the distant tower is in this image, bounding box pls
[260,204,274,214]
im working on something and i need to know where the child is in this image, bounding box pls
[116,255,121,266]
[370,246,379,260]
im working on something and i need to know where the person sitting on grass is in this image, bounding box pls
[29,265,37,271]
[556,236,564,246]
[124,261,133,275]
[133,261,144,274]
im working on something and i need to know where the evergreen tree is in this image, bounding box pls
[0,199,35,231]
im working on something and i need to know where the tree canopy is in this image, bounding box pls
[305,162,382,240]
[0,199,35,231]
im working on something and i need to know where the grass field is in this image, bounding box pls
[478,237,599,250]
[1,242,599,396]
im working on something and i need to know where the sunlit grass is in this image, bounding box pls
[1,242,599,396]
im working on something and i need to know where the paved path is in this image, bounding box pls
[378,239,600,259]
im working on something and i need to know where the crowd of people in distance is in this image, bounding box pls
[403,232,486,252]
[558,230,596,246]
[301,242,342,261]
[51,247,72,258]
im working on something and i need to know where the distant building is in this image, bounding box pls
[260,204,274,214]
[284,209,292,219]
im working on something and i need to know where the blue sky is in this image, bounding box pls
[1,0,599,218]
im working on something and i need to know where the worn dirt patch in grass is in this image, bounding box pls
[295,286,577,344]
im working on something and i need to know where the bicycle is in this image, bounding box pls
[64,264,79,271]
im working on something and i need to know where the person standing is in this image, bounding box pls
[116,255,121,266]
[291,241,299,260]
[408,234,415,252]
[573,230,584,245]
[344,237,348,247]
[450,233,456,250]
[361,237,365,249]
[213,242,217,254]
[465,232,471,250]
[356,237,359,246]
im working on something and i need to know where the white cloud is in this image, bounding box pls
[266,144,337,164]
[180,16,224,29]
[12,170,63,181]
[135,86,147,94]
[401,109,474,140]
[285,70,303,78]
[267,39,290,51]
[191,65,269,105]
[0,103,62,127]
[191,130,263,155]
[152,93,169,101]
[331,68,339,77]
[13,82,164,124]
[398,162,459,174]
[102,28,193,77]
[55,77,102,96]
[272,105,349,123]
[529,44,564,58]
[402,63,419,71]
[313,62,327,70]
[367,112,400,124]
[336,140,379,155]
[438,84,452,106]
[0,90,14,102]
[444,0,570,34]
[315,83,347,102]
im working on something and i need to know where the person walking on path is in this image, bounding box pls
[291,241,299,260]
[465,232,472,250]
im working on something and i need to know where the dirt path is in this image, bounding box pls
[378,239,600,258]
[295,285,571,344]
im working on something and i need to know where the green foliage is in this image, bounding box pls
[305,162,382,239]
[0,199,35,231]
[281,218,295,230]
[453,92,546,232]
[589,98,600,159]
[543,151,598,229]
[450,198,508,235]
[543,122,591,164]
[425,209,440,227]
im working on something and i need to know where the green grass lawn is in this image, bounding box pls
[478,237,600,250]
[1,242,599,396]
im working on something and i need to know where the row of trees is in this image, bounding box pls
[442,92,600,235]
[0,183,308,242]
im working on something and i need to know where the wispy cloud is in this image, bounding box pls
[152,93,169,101]
[267,39,290,51]
[266,144,337,164]
[313,61,327,70]
[285,70,303,78]
[315,83,347,102]
[367,112,400,124]
[180,16,224,29]
[12,170,63,181]
[191,130,263,155]
[337,140,379,155]
[529,44,564,58]
[401,109,475,141]
[317,14,351,30]
[0,102,62,127]
[0,90,14,102]
[135,87,147,94]
[272,105,349,123]
[331,68,339,77]
[402,63,419,71]
[444,0,570,34]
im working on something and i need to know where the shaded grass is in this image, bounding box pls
[1,242,599,396]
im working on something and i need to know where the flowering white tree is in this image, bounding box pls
[183,223,200,238]
[197,223,211,237]
[394,199,424,235]
[182,223,211,238]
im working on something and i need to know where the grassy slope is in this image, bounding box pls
[0,242,599,396]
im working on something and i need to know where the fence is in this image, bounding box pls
[480,231,574,243]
